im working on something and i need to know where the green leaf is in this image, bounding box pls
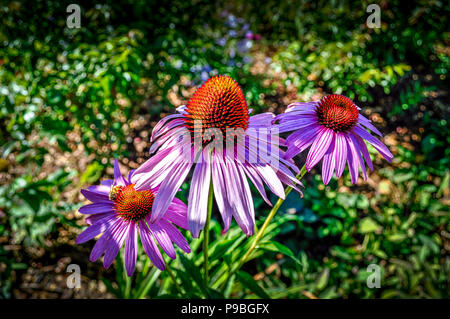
[387,233,407,242]
[259,241,301,265]
[79,162,103,187]
[236,271,270,299]
[179,254,208,296]
[315,268,329,291]
[358,217,381,234]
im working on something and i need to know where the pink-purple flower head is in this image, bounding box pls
[274,94,394,185]
[131,75,302,238]
[76,159,190,276]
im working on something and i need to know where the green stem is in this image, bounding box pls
[121,249,132,299]
[166,262,184,296]
[203,180,214,285]
[124,273,132,299]
[221,164,307,291]
[134,267,161,299]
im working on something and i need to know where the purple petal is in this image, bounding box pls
[321,135,336,185]
[211,156,233,232]
[284,124,322,159]
[151,114,184,142]
[132,147,172,183]
[133,140,193,190]
[164,203,189,230]
[220,160,254,236]
[277,117,317,134]
[103,221,129,268]
[76,214,117,244]
[159,219,190,253]
[89,218,122,262]
[241,164,272,206]
[101,179,114,187]
[80,189,110,203]
[358,114,383,136]
[348,133,367,180]
[125,222,138,276]
[114,159,127,186]
[276,170,303,195]
[187,152,211,238]
[147,219,176,259]
[284,101,318,113]
[306,128,334,171]
[127,169,136,184]
[88,185,111,196]
[345,135,360,184]
[150,160,193,223]
[139,222,165,270]
[233,164,255,236]
[79,202,114,215]
[334,132,348,178]
[353,126,393,161]
[249,112,274,128]
[85,212,114,225]
[252,164,285,199]
[150,126,189,154]
[354,134,374,171]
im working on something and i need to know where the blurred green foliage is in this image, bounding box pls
[0,0,449,298]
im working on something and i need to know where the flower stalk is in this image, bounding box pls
[203,180,214,285]
[221,164,307,291]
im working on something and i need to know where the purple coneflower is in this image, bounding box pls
[131,75,301,238]
[76,159,190,276]
[274,94,393,185]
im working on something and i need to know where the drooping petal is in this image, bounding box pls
[187,150,211,238]
[147,219,176,259]
[321,134,336,185]
[252,164,285,199]
[334,132,348,178]
[164,205,189,230]
[353,126,393,161]
[306,128,334,171]
[234,163,255,236]
[357,114,383,136]
[158,219,190,253]
[353,134,374,171]
[348,133,367,180]
[103,221,130,268]
[241,164,272,206]
[132,142,190,190]
[276,170,303,195]
[124,222,138,276]
[150,159,193,223]
[284,124,322,159]
[345,135,360,184]
[89,218,122,262]
[150,126,189,154]
[139,221,165,270]
[211,155,233,232]
[151,113,184,142]
[221,160,254,236]
[76,214,117,244]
